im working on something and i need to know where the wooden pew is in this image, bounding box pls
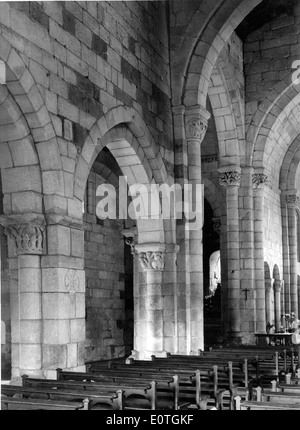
[57,367,209,410]
[22,375,157,410]
[1,383,124,410]
[1,394,89,410]
[149,355,251,405]
[235,396,300,410]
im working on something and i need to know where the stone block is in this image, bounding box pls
[20,320,42,343]
[11,190,43,214]
[43,195,67,217]
[67,197,83,220]
[20,293,41,320]
[50,74,69,98]
[71,228,84,257]
[66,343,78,368]
[75,293,85,318]
[19,267,41,293]
[42,344,67,369]
[11,7,53,53]
[42,292,75,319]
[43,2,63,25]
[43,319,70,344]
[20,344,42,370]
[75,19,92,47]
[0,143,13,169]
[42,170,65,196]
[70,318,85,343]
[36,139,62,170]
[2,166,41,194]
[47,224,71,255]
[9,135,39,167]
[42,267,69,293]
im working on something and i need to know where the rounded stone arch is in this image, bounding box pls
[208,60,240,167]
[75,106,169,244]
[251,87,300,187]
[0,35,64,214]
[280,136,300,192]
[178,0,262,108]
[248,79,300,166]
[264,261,271,280]
[273,264,281,282]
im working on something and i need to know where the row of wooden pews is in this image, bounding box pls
[2,344,299,410]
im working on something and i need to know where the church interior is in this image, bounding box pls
[1,0,300,411]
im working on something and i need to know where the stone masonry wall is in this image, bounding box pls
[0,1,172,166]
[244,4,300,129]
[84,170,129,361]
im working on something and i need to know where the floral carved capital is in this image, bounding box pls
[219,170,241,187]
[187,118,208,143]
[138,251,165,271]
[286,194,300,209]
[5,223,46,255]
[252,173,268,189]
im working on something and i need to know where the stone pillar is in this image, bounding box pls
[274,280,282,332]
[239,167,255,344]
[281,195,290,315]
[286,194,299,317]
[41,220,86,378]
[162,244,180,354]
[265,279,273,325]
[134,243,166,359]
[3,219,46,380]
[218,166,242,340]
[252,170,268,333]
[122,228,138,358]
[184,106,210,353]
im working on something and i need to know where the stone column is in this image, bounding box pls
[218,166,242,340]
[3,218,46,380]
[239,167,255,344]
[184,106,210,353]
[286,193,299,317]
[134,243,166,359]
[122,228,138,358]
[274,280,282,332]
[252,170,268,333]
[265,279,273,325]
[281,197,290,315]
[42,214,86,378]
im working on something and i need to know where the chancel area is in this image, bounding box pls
[1,0,300,411]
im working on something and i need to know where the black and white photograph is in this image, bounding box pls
[0,0,300,415]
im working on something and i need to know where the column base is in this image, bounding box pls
[223,334,243,347]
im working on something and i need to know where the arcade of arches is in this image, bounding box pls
[1,0,300,381]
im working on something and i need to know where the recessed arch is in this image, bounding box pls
[0,34,65,214]
[273,264,280,281]
[75,106,169,244]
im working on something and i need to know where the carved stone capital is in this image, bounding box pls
[286,194,300,209]
[135,243,166,271]
[273,280,282,293]
[185,106,210,143]
[138,251,165,271]
[5,223,46,256]
[218,166,242,188]
[265,279,273,292]
[252,173,268,189]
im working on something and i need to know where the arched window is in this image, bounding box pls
[209,250,221,296]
